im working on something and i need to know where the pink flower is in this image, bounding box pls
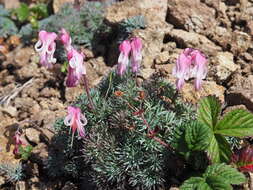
[59,28,72,52]
[117,40,131,76]
[66,48,86,87]
[130,37,142,73]
[64,106,87,137]
[172,48,192,90]
[34,30,57,69]
[173,48,208,91]
[13,131,24,155]
[191,50,208,90]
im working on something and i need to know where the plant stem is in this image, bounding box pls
[83,75,94,110]
[74,0,81,10]
[140,113,174,151]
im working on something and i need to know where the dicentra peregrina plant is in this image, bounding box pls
[64,106,87,146]
[173,48,208,91]
[130,37,142,73]
[34,30,57,69]
[117,39,131,76]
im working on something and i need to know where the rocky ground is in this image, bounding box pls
[1,0,253,189]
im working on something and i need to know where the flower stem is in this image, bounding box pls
[74,0,81,10]
[83,75,94,110]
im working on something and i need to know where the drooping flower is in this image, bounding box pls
[34,30,57,69]
[190,50,208,90]
[172,48,192,90]
[66,48,86,87]
[64,106,87,137]
[172,48,208,91]
[130,37,142,73]
[13,131,24,155]
[59,28,72,52]
[117,40,131,76]
[231,146,253,172]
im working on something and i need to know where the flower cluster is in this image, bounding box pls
[64,106,87,138]
[117,37,142,76]
[34,29,86,87]
[13,131,25,155]
[172,48,208,91]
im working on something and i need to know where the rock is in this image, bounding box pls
[25,128,41,145]
[213,52,240,82]
[40,128,55,144]
[40,87,61,98]
[0,176,5,186]
[62,181,78,190]
[53,0,73,13]
[166,29,222,56]
[231,31,251,55]
[169,188,179,190]
[105,0,172,79]
[105,0,167,24]
[166,0,217,34]
[180,81,225,104]
[227,74,253,111]
[155,51,170,65]
[65,86,84,103]
[2,0,20,9]
[31,143,48,165]
[0,105,17,117]
[16,181,26,190]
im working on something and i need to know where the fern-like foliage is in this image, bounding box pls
[38,2,109,47]
[63,71,192,189]
[0,163,23,182]
[117,15,147,42]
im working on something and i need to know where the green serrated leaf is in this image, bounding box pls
[15,3,30,22]
[215,135,232,163]
[204,163,246,185]
[215,109,253,137]
[197,96,221,130]
[207,135,232,163]
[180,177,207,190]
[205,176,232,190]
[30,3,48,19]
[185,121,212,151]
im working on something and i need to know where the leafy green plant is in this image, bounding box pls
[180,163,246,190]
[38,2,110,48]
[117,15,146,42]
[197,96,253,163]
[19,145,33,160]
[14,3,48,28]
[47,71,194,189]
[0,163,23,182]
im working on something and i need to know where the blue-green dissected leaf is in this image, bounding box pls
[197,96,221,130]
[15,3,30,22]
[185,121,212,151]
[0,17,18,37]
[207,135,232,163]
[215,109,253,137]
[204,163,246,185]
[0,5,10,17]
